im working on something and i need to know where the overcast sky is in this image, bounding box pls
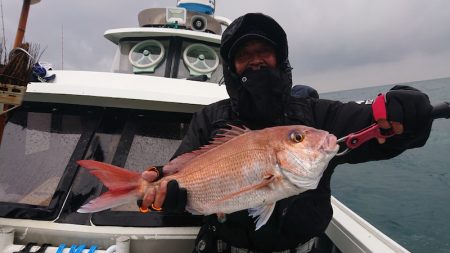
[2,0,450,92]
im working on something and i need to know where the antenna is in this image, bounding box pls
[61,24,63,70]
[1,0,7,56]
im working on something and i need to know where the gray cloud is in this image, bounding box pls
[2,0,450,92]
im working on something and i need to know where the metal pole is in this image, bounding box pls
[13,0,31,48]
[1,0,33,145]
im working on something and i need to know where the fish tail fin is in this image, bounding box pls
[77,190,139,213]
[77,160,141,191]
[76,160,142,213]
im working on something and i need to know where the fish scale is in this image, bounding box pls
[174,149,273,212]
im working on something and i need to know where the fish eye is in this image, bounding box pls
[289,131,304,143]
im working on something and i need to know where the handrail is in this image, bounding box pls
[327,196,410,253]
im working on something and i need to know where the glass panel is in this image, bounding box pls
[0,110,83,206]
[113,39,170,77]
[64,115,126,221]
[178,41,223,84]
[126,137,181,171]
[112,117,187,211]
[85,114,127,163]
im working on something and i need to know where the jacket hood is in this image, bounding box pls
[221,13,288,65]
[220,13,293,117]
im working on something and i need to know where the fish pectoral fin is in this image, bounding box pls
[212,174,276,205]
[248,203,276,230]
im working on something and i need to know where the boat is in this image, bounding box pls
[0,1,411,252]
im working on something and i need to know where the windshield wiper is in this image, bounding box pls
[187,75,208,82]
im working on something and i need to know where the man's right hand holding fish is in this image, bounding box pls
[141,169,186,213]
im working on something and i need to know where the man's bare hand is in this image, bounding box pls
[139,166,187,213]
[140,166,167,211]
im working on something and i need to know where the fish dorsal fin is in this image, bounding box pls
[164,125,250,174]
[163,153,197,174]
[198,124,251,152]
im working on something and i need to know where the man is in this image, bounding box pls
[141,13,432,252]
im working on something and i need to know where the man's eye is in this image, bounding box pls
[235,54,249,62]
[258,51,272,57]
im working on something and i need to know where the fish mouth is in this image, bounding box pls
[321,134,339,155]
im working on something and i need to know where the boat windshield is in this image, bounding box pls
[111,37,223,84]
[0,102,201,226]
[0,109,86,207]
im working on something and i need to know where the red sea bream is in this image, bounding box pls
[77,125,338,229]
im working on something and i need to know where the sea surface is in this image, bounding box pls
[321,77,450,253]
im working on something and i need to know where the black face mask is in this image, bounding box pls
[236,68,289,124]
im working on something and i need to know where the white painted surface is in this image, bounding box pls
[104,28,221,45]
[327,196,410,253]
[25,70,228,113]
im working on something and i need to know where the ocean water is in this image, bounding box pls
[321,77,450,253]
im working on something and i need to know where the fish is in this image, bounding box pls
[76,125,338,230]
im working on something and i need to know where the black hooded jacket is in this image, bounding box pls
[171,13,430,252]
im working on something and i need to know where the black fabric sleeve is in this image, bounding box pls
[311,98,380,163]
[311,94,428,164]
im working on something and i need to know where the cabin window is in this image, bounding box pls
[0,110,84,206]
[98,115,186,212]
[0,103,201,226]
[124,121,184,170]
[177,41,223,83]
[111,37,223,85]
[129,40,166,74]
[112,39,170,77]
[86,111,202,226]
